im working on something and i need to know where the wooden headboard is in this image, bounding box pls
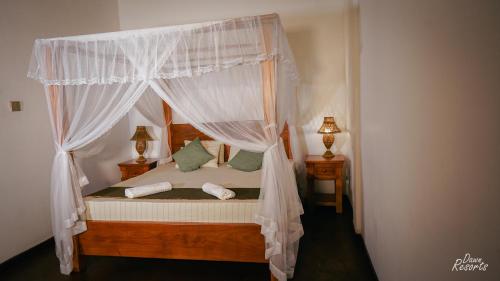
[163,102,292,160]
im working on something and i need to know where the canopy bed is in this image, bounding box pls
[28,13,303,281]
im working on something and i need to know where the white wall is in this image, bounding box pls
[118,0,357,196]
[359,0,500,280]
[0,0,120,263]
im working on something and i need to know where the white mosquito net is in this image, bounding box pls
[28,14,303,280]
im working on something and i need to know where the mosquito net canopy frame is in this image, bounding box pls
[28,14,303,280]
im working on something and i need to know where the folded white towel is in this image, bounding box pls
[125,182,172,198]
[202,182,235,200]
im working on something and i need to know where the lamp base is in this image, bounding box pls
[322,150,335,159]
[135,140,147,163]
[136,155,147,163]
[322,133,335,159]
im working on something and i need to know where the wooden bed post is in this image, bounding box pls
[72,236,83,272]
[45,45,85,274]
[260,15,279,160]
[44,46,64,145]
[162,101,173,153]
[261,15,282,281]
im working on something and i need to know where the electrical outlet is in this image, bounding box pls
[10,101,22,112]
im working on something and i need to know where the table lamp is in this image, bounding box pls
[130,126,153,163]
[318,116,341,158]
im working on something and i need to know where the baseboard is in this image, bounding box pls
[355,233,379,281]
[0,238,54,271]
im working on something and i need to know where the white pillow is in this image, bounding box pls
[184,140,222,168]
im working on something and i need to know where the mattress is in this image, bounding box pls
[84,162,261,223]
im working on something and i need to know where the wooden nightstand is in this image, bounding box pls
[118,159,158,181]
[305,155,345,213]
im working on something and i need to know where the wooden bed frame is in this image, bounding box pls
[72,102,291,281]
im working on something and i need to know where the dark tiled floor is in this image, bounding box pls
[0,197,377,281]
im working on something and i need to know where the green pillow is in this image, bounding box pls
[172,138,215,172]
[228,150,264,172]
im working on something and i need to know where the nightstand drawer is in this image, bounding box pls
[120,168,146,181]
[314,165,336,179]
[118,159,158,181]
[127,168,145,177]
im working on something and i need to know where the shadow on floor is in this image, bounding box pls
[0,196,377,281]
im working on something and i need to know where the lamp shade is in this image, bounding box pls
[130,126,153,141]
[318,116,341,134]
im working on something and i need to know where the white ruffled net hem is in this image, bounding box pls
[27,53,298,86]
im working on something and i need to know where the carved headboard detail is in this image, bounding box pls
[163,102,292,161]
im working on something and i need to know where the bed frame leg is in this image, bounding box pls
[72,236,83,272]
